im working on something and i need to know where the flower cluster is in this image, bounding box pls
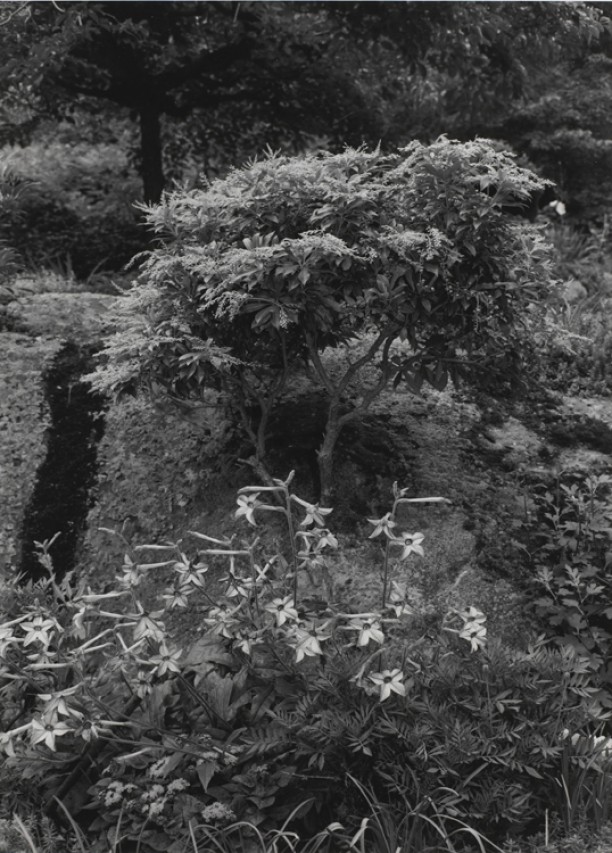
[458,607,488,653]
[0,475,485,784]
[443,607,488,653]
[200,801,236,824]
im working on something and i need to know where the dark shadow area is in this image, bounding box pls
[263,393,417,522]
[18,341,106,582]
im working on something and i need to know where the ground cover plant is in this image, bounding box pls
[2,471,612,853]
[521,471,612,686]
[88,137,552,503]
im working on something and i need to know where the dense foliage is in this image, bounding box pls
[1,477,611,853]
[0,142,144,277]
[0,2,610,284]
[4,4,612,852]
[0,1,608,209]
[89,138,552,500]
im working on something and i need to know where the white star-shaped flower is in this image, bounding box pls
[369,669,406,702]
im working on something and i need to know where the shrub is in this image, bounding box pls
[0,142,145,278]
[0,164,28,293]
[524,472,612,684]
[88,138,553,502]
[536,295,612,397]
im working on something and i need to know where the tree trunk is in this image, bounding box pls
[139,106,165,204]
[317,406,343,506]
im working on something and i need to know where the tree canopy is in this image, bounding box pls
[1,1,608,208]
[89,139,552,500]
[0,1,412,201]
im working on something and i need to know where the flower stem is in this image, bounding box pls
[285,503,300,607]
[382,496,400,609]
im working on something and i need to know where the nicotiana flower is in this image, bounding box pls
[233,627,264,655]
[369,668,407,701]
[347,617,384,647]
[291,495,333,528]
[0,722,31,756]
[288,620,331,662]
[173,553,208,587]
[458,607,487,652]
[367,513,396,540]
[20,615,61,648]
[38,686,84,721]
[387,581,414,618]
[235,492,262,526]
[392,531,425,559]
[71,605,96,639]
[0,626,17,657]
[162,583,193,609]
[203,604,241,638]
[224,570,260,598]
[30,717,72,751]
[149,643,183,677]
[313,529,338,551]
[26,648,59,666]
[76,718,114,742]
[265,595,299,627]
[118,553,142,588]
[128,606,166,642]
[135,669,154,698]
[298,528,338,556]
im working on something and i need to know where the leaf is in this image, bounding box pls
[177,793,209,822]
[403,370,424,393]
[252,306,276,328]
[524,766,543,779]
[139,831,173,851]
[199,670,251,721]
[182,636,234,668]
[430,362,448,391]
[153,750,184,778]
[197,760,218,792]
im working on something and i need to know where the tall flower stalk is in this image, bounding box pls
[368,482,450,608]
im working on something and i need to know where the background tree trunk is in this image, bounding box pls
[139,106,165,204]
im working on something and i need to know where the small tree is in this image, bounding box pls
[90,138,552,502]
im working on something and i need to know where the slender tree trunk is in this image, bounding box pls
[139,106,165,204]
[317,403,344,506]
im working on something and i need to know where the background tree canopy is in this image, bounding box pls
[0,2,610,209]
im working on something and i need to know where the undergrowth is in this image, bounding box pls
[2,474,612,852]
[536,218,612,397]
